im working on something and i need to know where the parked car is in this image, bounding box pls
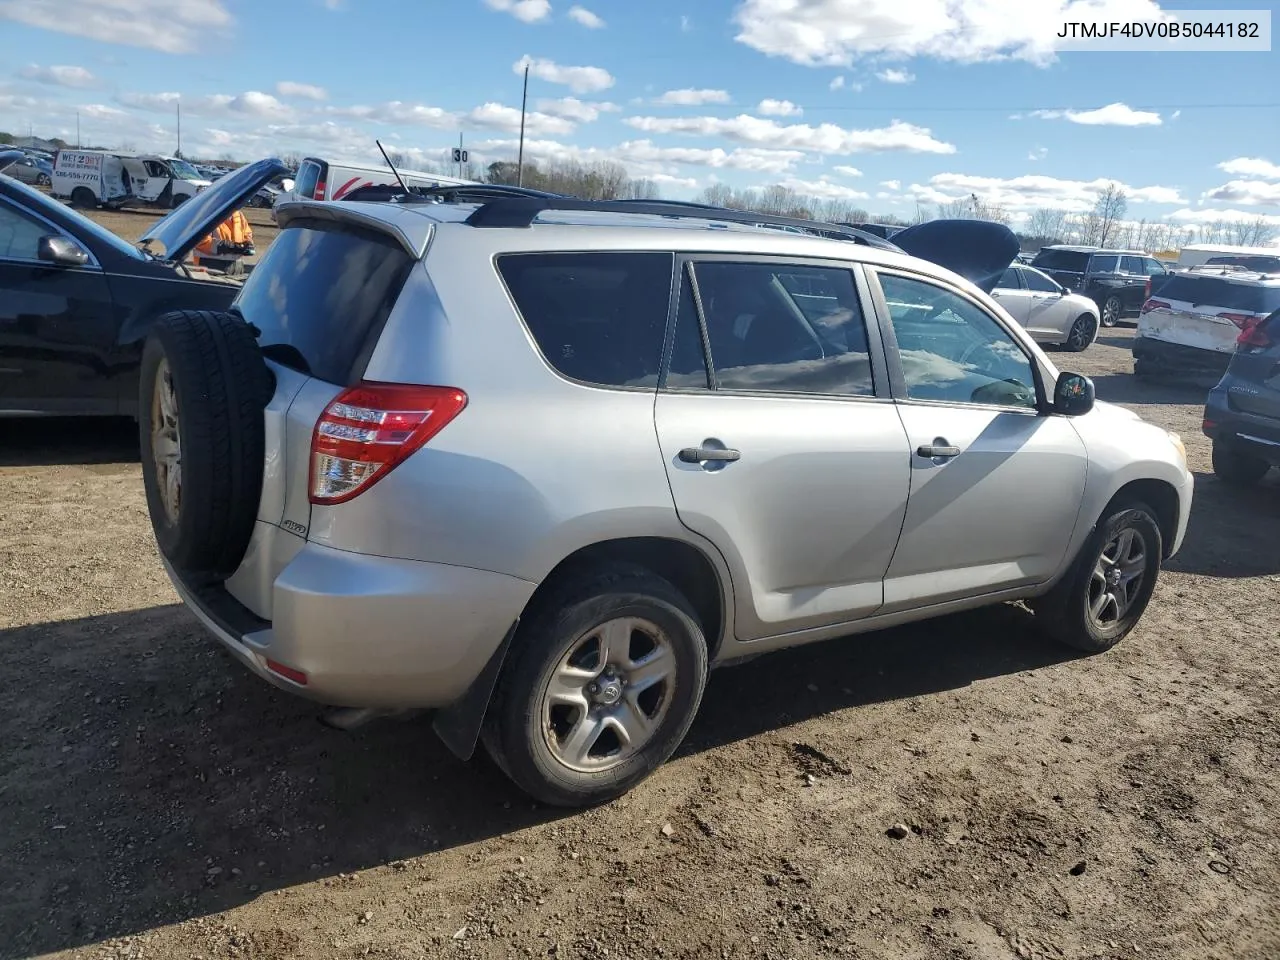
[1135,268,1280,383]
[52,150,212,209]
[138,196,1193,807]
[1203,307,1280,485]
[1031,245,1168,327]
[992,264,1101,351]
[0,150,287,416]
[5,154,53,186]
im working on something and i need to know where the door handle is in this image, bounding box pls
[917,442,961,459]
[678,446,741,464]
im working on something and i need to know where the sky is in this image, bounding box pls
[0,0,1278,235]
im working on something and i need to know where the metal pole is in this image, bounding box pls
[76,111,80,148]
[176,100,182,157]
[517,63,528,186]
[458,131,463,179]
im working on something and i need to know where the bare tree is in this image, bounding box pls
[1091,184,1128,247]
[1026,207,1069,241]
[935,197,972,219]
[1232,216,1277,247]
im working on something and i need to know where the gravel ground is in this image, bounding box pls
[1,304,1278,958]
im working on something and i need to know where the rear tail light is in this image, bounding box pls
[309,383,467,505]
[1140,298,1170,315]
[1224,313,1273,348]
[313,180,326,200]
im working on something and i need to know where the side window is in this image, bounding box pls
[877,273,1039,410]
[498,251,674,388]
[1120,256,1145,275]
[691,261,874,397]
[293,161,319,199]
[997,267,1021,289]
[1090,254,1119,274]
[1144,258,1167,276]
[1021,269,1059,293]
[0,202,49,260]
[664,267,711,390]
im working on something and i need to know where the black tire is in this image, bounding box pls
[1034,500,1162,653]
[1063,313,1097,352]
[36,173,50,186]
[1133,358,1154,379]
[483,564,709,807]
[138,310,273,580]
[1100,295,1123,327]
[71,187,96,209]
[1212,442,1270,486]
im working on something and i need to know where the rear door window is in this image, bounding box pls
[1120,256,1145,275]
[233,218,416,385]
[1090,255,1119,274]
[1021,268,1059,293]
[497,252,674,388]
[997,267,1022,289]
[1032,249,1089,272]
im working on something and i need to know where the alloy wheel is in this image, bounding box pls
[150,358,183,525]
[1101,296,1122,327]
[1087,526,1148,628]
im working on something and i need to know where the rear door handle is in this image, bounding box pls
[917,442,961,459]
[678,446,741,464]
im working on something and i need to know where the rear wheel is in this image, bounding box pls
[1212,442,1270,486]
[70,187,96,209]
[1063,313,1097,352]
[36,173,50,186]
[483,565,708,807]
[1101,295,1123,327]
[1034,500,1162,653]
[139,310,272,580]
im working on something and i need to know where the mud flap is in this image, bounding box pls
[432,620,518,761]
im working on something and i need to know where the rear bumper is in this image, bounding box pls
[1204,388,1280,466]
[164,542,537,709]
[1133,335,1232,380]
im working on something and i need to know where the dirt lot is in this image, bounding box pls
[1,323,1278,960]
[81,204,280,267]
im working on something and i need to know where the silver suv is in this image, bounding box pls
[140,197,1194,807]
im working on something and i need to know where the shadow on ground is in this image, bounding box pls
[1088,372,1214,406]
[1164,470,1280,578]
[0,417,138,468]
[0,601,1076,958]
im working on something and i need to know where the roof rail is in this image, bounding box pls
[462,197,901,249]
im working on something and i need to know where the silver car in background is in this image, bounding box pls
[992,264,1101,351]
[138,197,1194,807]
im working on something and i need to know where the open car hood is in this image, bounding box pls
[0,150,23,173]
[889,219,1021,294]
[138,157,288,263]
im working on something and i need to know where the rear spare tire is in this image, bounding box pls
[139,310,272,580]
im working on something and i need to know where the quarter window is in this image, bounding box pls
[689,261,875,397]
[0,202,48,261]
[997,267,1021,289]
[1120,256,1145,275]
[878,273,1039,410]
[1021,268,1059,293]
[498,252,674,388]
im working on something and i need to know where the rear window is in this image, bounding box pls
[497,252,674,388]
[233,218,415,385]
[1151,274,1280,314]
[1031,249,1089,272]
[293,160,321,199]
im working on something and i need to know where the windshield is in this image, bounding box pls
[168,158,203,180]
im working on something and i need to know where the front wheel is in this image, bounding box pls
[1100,295,1123,327]
[1034,501,1162,653]
[1063,313,1098,352]
[483,565,709,807]
[70,187,96,209]
[36,173,51,186]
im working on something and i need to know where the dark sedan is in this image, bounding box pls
[0,153,285,417]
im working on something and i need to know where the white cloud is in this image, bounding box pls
[328,98,573,136]
[1171,109,1181,120]
[1218,157,1280,180]
[1164,208,1280,228]
[776,177,869,201]
[567,5,604,27]
[117,89,293,120]
[757,98,802,117]
[535,97,617,122]
[880,179,900,189]
[467,101,576,136]
[832,164,863,177]
[484,0,551,23]
[656,88,732,105]
[514,56,615,93]
[907,172,1184,213]
[276,80,328,101]
[18,64,98,88]
[732,0,1168,67]
[0,0,233,54]
[650,173,699,188]
[876,68,915,84]
[462,136,804,177]
[624,114,956,155]
[1027,102,1161,126]
[829,76,846,91]
[1202,180,1280,206]
[680,14,691,31]
[329,101,455,127]
[1028,146,1048,161]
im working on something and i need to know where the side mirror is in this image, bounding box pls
[37,235,89,267]
[1053,372,1095,417]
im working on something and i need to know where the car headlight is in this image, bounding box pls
[1167,431,1187,466]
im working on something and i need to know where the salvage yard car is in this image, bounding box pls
[1203,306,1280,486]
[0,151,286,416]
[992,263,1101,351]
[1135,267,1280,383]
[1032,245,1168,327]
[139,197,1194,808]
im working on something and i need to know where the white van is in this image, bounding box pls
[1177,243,1280,272]
[277,156,474,212]
[52,151,212,209]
